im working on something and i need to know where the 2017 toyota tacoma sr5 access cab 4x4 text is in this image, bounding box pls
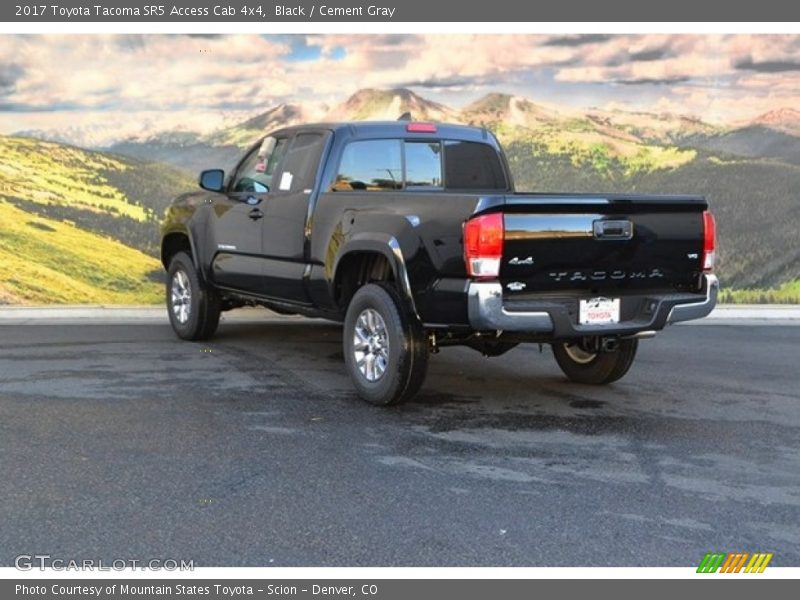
[161,120,719,405]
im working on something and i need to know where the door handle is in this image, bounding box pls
[593,219,633,240]
[248,208,264,221]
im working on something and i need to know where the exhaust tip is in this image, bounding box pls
[632,330,657,340]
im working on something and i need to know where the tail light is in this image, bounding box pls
[701,210,716,272]
[464,213,504,278]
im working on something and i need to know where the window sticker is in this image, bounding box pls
[279,171,293,191]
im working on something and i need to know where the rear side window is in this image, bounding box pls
[332,140,402,191]
[277,132,326,192]
[444,140,507,190]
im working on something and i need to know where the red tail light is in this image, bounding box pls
[702,210,716,272]
[406,122,437,133]
[464,213,504,278]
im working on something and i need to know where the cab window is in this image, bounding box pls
[332,138,506,192]
[405,141,443,188]
[444,140,507,190]
[276,133,327,192]
[231,136,288,193]
[332,140,402,191]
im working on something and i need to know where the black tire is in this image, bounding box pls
[166,251,221,341]
[552,339,638,385]
[343,283,429,406]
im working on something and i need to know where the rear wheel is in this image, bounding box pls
[552,339,638,384]
[343,283,429,405]
[166,251,221,341]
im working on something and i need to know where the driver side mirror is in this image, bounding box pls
[199,169,225,192]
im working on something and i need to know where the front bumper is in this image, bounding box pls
[467,274,719,338]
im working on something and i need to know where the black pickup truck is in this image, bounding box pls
[161,120,718,405]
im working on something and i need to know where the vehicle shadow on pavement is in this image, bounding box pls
[211,319,632,419]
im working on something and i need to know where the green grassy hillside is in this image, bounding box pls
[721,279,800,304]
[0,200,162,304]
[0,136,193,304]
[505,137,800,290]
[499,125,697,183]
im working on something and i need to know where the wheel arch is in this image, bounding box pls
[332,236,417,317]
[161,228,205,284]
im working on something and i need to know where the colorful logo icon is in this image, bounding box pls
[697,552,773,573]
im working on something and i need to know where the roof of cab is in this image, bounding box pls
[271,120,495,143]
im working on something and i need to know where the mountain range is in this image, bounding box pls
[5,87,800,303]
[75,87,799,174]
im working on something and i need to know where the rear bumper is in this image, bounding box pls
[467,274,719,338]
[665,274,720,324]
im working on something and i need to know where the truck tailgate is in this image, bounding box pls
[499,194,707,296]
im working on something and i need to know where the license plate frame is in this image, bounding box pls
[579,297,621,325]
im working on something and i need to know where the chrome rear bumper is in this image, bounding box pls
[666,274,719,324]
[467,282,553,332]
[467,274,719,335]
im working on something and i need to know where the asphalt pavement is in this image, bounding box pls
[0,316,798,566]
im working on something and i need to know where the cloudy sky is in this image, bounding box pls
[1,34,799,141]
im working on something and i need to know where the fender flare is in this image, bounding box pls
[161,226,207,285]
[333,233,418,317]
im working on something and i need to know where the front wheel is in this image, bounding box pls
[552,339,638,385]
[166,251,221,341]
[343,283,429,406]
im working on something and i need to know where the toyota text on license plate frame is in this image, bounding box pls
[579,297,620,324]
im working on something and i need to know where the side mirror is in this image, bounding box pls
[199,169,225,192]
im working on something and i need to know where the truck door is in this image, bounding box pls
[260,130,329,303]
[210,136,288,293]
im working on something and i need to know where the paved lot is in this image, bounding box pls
[0,317,798,566]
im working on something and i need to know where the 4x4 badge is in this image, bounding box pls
[509,256,534,265]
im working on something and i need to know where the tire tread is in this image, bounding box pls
[552,339,638,385]
[166,251,221,341]
[343,283,428,405]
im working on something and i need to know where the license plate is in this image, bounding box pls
[579,297,620,324]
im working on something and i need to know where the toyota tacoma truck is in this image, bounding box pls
[161,120,719,405]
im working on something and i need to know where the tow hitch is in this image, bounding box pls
[578,336,620,353]
[600,337,618,352]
